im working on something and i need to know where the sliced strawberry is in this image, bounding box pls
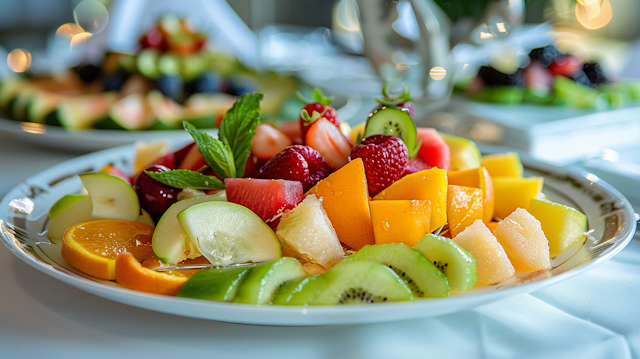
[416,128,450,170]
[277,119,303,144]
[225,178,304,227]
[305,117,352,170]
[178,143,207,171]
[297,88,340,143]
[251,123,292,161]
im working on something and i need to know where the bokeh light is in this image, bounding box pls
[56,23,85,39]
[70,32,93,49]
[6,48,32,73]
[73,0,109,35]
[429,67,447,81]
[575,0,612,30]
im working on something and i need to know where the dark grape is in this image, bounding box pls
[155,75,184,102]
[224,79,256,96]
[133,165,179,217]
[478,66,524,87]
[583,63,608,84]
[103,72,130,91]
[187,72,222,94]
[529,45,561,67]
[74,64,102,84]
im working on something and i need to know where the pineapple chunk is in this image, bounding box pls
[494,208,551,272]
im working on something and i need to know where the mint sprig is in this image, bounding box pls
[184,122,237,178]
[145,169,225,190]
[218,92,263,178]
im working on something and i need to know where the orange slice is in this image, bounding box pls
[115,253,208,295]
[62,219,155,280]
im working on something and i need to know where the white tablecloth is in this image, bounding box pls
[1,134,638,359]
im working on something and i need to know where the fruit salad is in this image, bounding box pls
[0,16,298,131]
[49,86,588,305]
[462,44,640,109]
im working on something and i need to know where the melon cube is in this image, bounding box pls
[493,176,543,219]
[527,198,587,256]
[373,168,447,232]
[276,195,345,268]
[306,158,374,250]
[370,200,431,246]
[493,208,550,272]
[447,185,483,237]
[453,220,515,285]
[482,152,523,178]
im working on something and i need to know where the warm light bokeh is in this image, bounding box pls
[6,48,32,73]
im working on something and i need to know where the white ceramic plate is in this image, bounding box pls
[0,144,636,326]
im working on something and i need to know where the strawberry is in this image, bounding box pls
[297,88,340,142]
[548,55,582,78]
[258,145,331,191]
[251,123,292,161]
[350,135,408,196]
[305,117,352,170]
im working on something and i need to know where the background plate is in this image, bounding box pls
[0,144,636,326]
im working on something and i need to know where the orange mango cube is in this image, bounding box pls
[482,152,523,178]
[492,177,544,219]
[447,185,483,237]
[448,167,495,223]
[373,168,447,232]
[306,158,374,250]
[370,200,431,246]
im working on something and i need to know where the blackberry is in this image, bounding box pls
[573,70,596,89]
[583,62,608,84]
[186,72,222,94]
[529,45,561,67]
[478,66,524,87]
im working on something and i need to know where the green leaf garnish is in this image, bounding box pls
[145,169,225,190]
[375,83,413,107]
[218,92,263,178]
[408,140,422,159]
[184,122,236,179]
[296,88,334,106]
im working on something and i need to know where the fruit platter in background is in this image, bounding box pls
[39,85,599,307]
[0,16,301,132]
[461,45,640,110]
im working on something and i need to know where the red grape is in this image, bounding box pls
[133,165,179,217]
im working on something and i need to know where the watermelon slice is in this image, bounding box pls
[416,128,450,170]
[225,178,304,227]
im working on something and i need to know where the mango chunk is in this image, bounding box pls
[482,152,524,178]
[448,167,495,223]
[373,168,447,232]
[370,200,431,246]
[493,177,543,219]
[447,185,483,237]
[306,158,374,250]
[527,198,587,256]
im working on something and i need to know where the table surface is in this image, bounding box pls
[1,133,639,359]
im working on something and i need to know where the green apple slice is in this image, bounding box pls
[177,201,282,266]
[153,194,227,264]
[48,194,93,241]
[79,173,140,221]
[136,209,155,227]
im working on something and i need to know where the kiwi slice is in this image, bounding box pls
[309,261,413,305]
[272,274,327,305]
[363,107,419,157]
[176,265,254,302]
[413,234,477,291]
[235,257,306,305]
[340,243,449,297]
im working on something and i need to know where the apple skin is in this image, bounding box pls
[80,173,140,221]
[48,194,93,241]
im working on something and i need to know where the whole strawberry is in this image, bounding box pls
[259,145,331,191]
[298,88,340,142]
[350,135,409,196]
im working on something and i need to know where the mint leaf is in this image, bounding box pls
[218,92,263,178]
[184,122,236,178]
[145,169,225,190]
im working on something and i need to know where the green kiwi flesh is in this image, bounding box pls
[340,243,450,297]
[235,257,306,305]
[363,107,418,155]
[176,265,253,301]
[413,234,477,291]
[272,274,327,305]
[309,261,414,305]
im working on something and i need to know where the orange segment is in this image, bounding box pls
[370,200,431,246]
[373,168,447,232]
[306,158,374,250]
[61,219,155,280]
[447,185,483,237]
[115,253,205,295]
[448,167,495,223]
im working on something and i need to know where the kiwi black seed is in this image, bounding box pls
[413,234,477,291]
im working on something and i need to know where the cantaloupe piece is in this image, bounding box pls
[493,208,550,272]
[447,185,483,237]
[527,198,587,256]
[493,177,544,219]
[452,220,515,285]
[373,168,447,232]
[448,167,495,223]
[370,200,431,246]
[306,158,374,250]
[482,152,524,178]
